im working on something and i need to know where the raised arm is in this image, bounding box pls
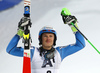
[6,17,31,57]
[6,34,24,57]
[56,13,85,61]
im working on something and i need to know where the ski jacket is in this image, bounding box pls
[6,31,85,73]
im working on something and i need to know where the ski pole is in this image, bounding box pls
[71,23,100,54]
[61,8,100,54]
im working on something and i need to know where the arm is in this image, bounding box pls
[56,12,86,61]
[6,17,32,57]
[56,31,85,61]
[6,34,35,59]
[6,34,24,57]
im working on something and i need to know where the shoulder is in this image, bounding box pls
[30,46,40,53]
[55,45,70,50]
[30,46,40,60]
[30,46,35,50]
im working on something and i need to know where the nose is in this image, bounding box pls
[47,36,50,40]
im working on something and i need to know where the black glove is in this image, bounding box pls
[17,17,32,37]
[61,15,77,25]
[18,17,32,30]
[61,15,79,33]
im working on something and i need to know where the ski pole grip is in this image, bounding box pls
[61,8,71,16]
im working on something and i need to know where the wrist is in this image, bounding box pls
[71,23,78,33]
[17,29,24,37]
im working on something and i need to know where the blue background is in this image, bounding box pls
[0,0,22,11]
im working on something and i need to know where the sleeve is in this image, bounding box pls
[6,34,24,57]
[56,31,85,61]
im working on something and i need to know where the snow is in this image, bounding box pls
[0,0,100,73]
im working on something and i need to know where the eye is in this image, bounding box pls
[50,35,53,37]
[43,35,48,37]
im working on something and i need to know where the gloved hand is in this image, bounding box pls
[62,15,77,24]
[17,17,31,37]
[61,14,78,33]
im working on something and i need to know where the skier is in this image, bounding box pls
[6,14,85,73]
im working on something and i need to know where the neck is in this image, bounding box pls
[39,46,55,57]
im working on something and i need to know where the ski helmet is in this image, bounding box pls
[38,26,57,46]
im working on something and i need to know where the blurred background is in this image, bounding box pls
[0,0,100,73]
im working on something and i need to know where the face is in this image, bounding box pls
[42,33,54,50]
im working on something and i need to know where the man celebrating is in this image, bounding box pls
[6,10,85,73]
